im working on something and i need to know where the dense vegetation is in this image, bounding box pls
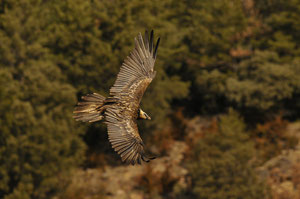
[0,0,299,198]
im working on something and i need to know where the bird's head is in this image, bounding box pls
[138,109,151,120]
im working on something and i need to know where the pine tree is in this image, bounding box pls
[0,1,85,198]
[187,110,266,199]
[175,0,300,119]
[198,50,300,112]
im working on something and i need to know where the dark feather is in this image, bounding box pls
[149,30,154,54]
[154,37,160,59]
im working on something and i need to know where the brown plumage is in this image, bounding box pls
[73,30,160,165]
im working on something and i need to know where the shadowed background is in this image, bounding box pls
[0,0,300,198]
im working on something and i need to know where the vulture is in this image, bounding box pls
[73,30,160,165]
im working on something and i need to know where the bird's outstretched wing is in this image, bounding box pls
[105,30,160,164]
[105,105,155,165]
[109,30,160,101]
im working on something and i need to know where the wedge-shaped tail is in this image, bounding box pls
[73,93,106,123]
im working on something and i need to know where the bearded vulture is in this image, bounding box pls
[73,30,160,165]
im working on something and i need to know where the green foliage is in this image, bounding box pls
[0,0,299,197]
[42,0,190,129]
[198,51,300,111]
[0,0,190,196]
[182,0,248,66]
[252,0,300,62]
[44,0,115,93]
[179,0,300,117]
[172,0,252,114]
[0,1,85,198]
[227,51,300,110]
[187,109,266,199]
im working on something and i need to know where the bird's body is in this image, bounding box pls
[73,31,160,165]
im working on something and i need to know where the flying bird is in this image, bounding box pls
[73,30,160,165]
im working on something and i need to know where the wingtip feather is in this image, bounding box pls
[154,37,160,59]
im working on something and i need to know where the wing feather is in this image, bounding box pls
[105,106,155,165]
[105,31,159,165]
[110,30,160,97]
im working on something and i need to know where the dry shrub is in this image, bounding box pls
[150,108,188,155]
[85,152,107,168]
[151,125,175,156]
[271,190,295,199]
[230,47,252,58]
[265,163,300,199]
[253,115,298,162]
[292,163,300,198]
[57,169,107,199]
[170,107,189,140]
[136,164,178,198]
[185,117,218,158]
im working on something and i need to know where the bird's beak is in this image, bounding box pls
[139,109,151,120]
[146,114,151,120]
[144,112,151,120]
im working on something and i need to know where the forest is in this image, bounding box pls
[0,0,300,198]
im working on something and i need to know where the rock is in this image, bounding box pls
[257,122,300,199]
[65,139,189,199]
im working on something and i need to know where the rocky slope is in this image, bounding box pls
[62,120,300,199]
[257,122,300,199]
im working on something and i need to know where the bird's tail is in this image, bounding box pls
[73,93,106,123]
